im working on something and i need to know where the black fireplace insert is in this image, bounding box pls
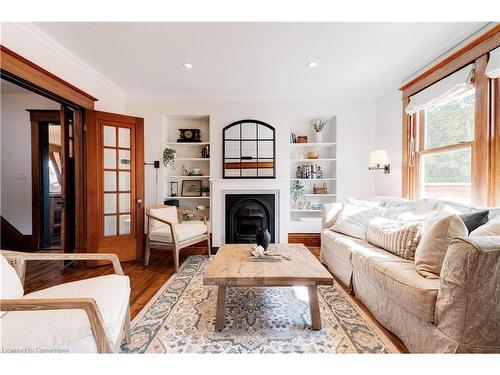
[225,194,275,244]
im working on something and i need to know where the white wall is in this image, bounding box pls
[1,92,60,234]
[1,23,126,113]
[126,99,377,243]
[374,89,403,197]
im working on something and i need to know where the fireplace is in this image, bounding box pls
[225,194,275,244]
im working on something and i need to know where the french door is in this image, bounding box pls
[86,110,144,261]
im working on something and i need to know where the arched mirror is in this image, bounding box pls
[223,119,276,179]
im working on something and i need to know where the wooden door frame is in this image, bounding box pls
[2,45,96,254]
[28,110,61,250]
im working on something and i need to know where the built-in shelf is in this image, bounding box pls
[290,158,336,162]
[303,194,336,197]
[175,158,210,161]
[164,142,210,146]
[290,142,336,147]
[167,175,211,179]
[168,196,211,200]
[290,178,336,181]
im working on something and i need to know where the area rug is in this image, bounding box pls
[121,255,399,353]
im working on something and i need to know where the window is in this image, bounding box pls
[418,89,475,204]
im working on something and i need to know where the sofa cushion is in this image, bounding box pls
[470,216,500,236]
[149,222,207,243]
[331,204,386,240]
[0,274,130,353]
[415,215,468,279]
[367,218,422,260]
[458,210,489,233]
[347,197,384,208]
[351,253,439,322]
[149,206,178,231]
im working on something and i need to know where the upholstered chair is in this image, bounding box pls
[145,205,210,272]
[0,250,131,353]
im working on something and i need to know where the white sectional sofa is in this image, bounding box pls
[320,197,500,353]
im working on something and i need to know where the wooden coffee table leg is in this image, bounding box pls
[215,285,228,331]
[308,285,321,330]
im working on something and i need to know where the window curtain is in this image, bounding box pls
[485,47,500,78]
[405,64,474,115]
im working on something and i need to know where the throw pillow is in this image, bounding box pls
[470,216,500,236]
[1,255,24,318]
[367,218,422,260]
[458,210,490,233]
[415,214,468,279]
[331,204,386,240]
[149,206,179,231]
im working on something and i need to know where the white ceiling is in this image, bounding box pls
[33,22,488,100]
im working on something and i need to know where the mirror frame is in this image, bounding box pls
[222,119,276,179]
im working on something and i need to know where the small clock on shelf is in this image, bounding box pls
[177,128,201,142]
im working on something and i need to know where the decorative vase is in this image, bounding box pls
[256,228,271,250]
[314,131,323,143]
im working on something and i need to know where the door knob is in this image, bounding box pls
[137,198,143,207]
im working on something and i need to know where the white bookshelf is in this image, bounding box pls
[289,117,337,233]
[163,115,211,229]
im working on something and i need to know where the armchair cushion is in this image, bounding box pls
[149,222,207,243]
[149,206,178,231]
[1,255,23,299]
[0,274,130,353]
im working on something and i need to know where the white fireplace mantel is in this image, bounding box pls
[210,179,290,246]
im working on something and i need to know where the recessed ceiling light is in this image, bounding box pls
[307,61,318,68]
[182,62,193,70]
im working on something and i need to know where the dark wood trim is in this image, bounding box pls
[400,25,500,98]
[135,117,145,260]
[28,109,60,123]
[288,233,321,247]
[1,45,97,109]
[1,216,32,250]
[491,79,500,206]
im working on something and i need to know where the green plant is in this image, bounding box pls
[163,148,176,169]
[311,118,329,132]
[291,180,305,202]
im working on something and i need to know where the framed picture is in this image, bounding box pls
[297,135,308,143]
[181,180,202,197]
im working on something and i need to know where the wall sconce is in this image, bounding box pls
[368,149,390,174]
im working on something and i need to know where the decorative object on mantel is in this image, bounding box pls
[368,149,391,174]
[290,132,297,143]
[307,151,319,159]
[255,228,271,250]
[311,118,329,143]
[177,128,201,142]
[297,135,308,143]
[169,181,179,197]
[295,166,304,179]
[181,180,202,197]
[313,183,328,194]
[163,147,176,169]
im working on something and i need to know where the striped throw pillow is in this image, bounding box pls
[367,218,422,260]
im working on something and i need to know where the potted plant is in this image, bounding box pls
[311,119,329,143]
[201,185,210,197]
[291,180,305,203]
[163,148,176,170]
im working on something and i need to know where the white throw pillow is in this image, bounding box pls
[149,206,179,231]
[470,216,500,236]
[347,197,384,208]
[331,204,386,240]
[1,254,24,317]
[415,215,468,279]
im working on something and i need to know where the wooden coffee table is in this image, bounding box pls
[203,243,334,331]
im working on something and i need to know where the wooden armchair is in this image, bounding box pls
[145,205,210,272]
[0,250,131,353]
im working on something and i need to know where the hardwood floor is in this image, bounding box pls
[23,245,406,353]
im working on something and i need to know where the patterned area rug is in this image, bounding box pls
[121,256,398,353]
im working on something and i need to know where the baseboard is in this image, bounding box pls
[1,216,33,250]
[287,232,321,247]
